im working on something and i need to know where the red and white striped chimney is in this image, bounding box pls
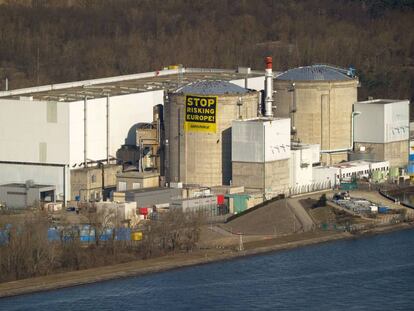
[264,56,274,117]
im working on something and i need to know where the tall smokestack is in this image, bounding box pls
[264,56,274,117]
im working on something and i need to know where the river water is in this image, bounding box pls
[1,229,414,311]
[390,190,414,208]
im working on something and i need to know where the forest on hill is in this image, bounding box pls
[0,0,413,101]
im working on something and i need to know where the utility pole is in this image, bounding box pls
[238,232,244,251]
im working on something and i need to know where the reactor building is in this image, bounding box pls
[165,80,260,187]
[274,65,359,165]
[353,99,409,168]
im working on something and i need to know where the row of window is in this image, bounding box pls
[337,167,388,178]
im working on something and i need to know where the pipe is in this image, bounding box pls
[288,83,296,137]
[264,56,274,117]
[5,77,8,91]
[320,148,351,154]
[63,164,66,207]
[100,162,105,201]
[351,111,361,152]
[84,96,88,167]
[106,94,110,163]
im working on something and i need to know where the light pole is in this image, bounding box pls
[351,111,361,151]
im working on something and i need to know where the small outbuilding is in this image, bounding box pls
[0,182,55,209]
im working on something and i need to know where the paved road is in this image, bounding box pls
[287,198,315,232]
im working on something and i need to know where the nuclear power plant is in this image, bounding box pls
[0,57,410,211]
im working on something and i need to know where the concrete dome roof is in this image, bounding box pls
[276,65,353,81]
[174,80,248,95]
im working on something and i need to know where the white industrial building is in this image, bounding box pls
[0,67,265,204]
[353,99,409,168]
[231,117,291,196]
[312,160,390,186]
[289,143,320,188]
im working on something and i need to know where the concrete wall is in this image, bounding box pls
[232,159,289,196]
[232,162,264,190]
[265,159,290,196]
[70,165,122,201]
[354,141,408,168]
[322,152,349,166]
[116,173,159,191]
[274,79,358,164]
[166,92,259,187]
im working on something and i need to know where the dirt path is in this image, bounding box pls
[287,198,316,231]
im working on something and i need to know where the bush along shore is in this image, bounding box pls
[0,219,412,299]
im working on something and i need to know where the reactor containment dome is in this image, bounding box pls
[274,65,359,165]
[165,80,260,187]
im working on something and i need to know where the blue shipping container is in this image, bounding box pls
[0,230,9,245]
[115,228,131,241]
[407,162,414,173]
[47,228,60,241]
[378,206,389,214]
[80,226,95,243]
[99,228,114,241]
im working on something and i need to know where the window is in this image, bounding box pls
[91,174,96,183]
[39,142,47,163]
[47,102,57,123]
[118,181,127,191]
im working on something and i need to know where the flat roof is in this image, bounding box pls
[117,171,159,178]
[123,186,174,194]
[291,142,313,150]
[234,117,287,123]
[332,160,388,168]
[357,99,409,105]
[0,183,55,189]
[0,68,264,103]
[71,164,121,171]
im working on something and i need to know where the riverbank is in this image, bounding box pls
[0,222,412,299]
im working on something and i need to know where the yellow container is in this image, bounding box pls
[131,231,143,241]
[168,65,179,69]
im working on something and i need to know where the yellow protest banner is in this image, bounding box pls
[184,95,217,133]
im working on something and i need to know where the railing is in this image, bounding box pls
[289,181,332,196]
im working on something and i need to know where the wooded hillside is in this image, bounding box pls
[0,0,413,101]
